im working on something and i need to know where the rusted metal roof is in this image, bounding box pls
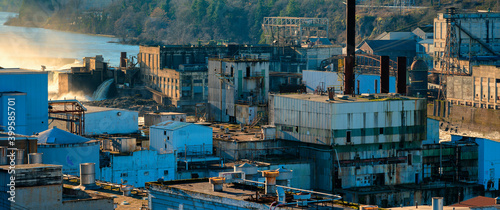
[450,196,497,207]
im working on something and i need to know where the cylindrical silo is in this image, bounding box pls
[408,59,428,97]
[15,149,25,165]
[0,147,8,165]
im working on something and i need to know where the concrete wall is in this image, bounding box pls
[85,109,138,135]
[38,142,100,177]
[100,150,176,188]
[6,185,63,209]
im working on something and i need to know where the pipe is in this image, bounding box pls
[344,0,356,95]
[397,57,407,94]
[380,56,389,93]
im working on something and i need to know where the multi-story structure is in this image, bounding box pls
[208,58,269,123]
[447,65,500,109]
[269,93,427,189]
[138,44,342,103]
[434,11,500,73]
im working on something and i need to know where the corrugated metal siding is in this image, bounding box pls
[0,73,48,135]
[273,95,426,145]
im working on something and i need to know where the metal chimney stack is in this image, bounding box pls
[344,0,356,95]
[397,57,407,94]
[120,52,127,68]
[380,56,390,93]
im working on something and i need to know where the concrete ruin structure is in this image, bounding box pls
[447,65,500,109]
[434,11,500,74]
[138,44,342,109]
[208,58,269,123]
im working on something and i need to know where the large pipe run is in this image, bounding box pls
[344,0,356,95]
[380,56,390,93]
[397,57,407,94]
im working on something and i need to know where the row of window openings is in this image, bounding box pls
[475,94,500,100]
[120,170,168,178]
[216,67,253,77]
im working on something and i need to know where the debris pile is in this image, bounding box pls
[83,95,177,116]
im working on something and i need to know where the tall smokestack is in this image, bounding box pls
[380,56,390,93]
[120,52,127,68]
[397,57,407,94]
[344,0,356,95]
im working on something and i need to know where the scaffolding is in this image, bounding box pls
[48,100,86,135]
[262,17,329,46]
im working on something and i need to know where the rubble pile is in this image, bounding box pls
[84,96,177,116]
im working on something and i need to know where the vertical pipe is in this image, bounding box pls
[375,80,378,94]
[357,80,360,95]
[397,57,407,94]
[344,0,356,95]
[380,56,390,93]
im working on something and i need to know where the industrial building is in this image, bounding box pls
[100,149,176,188]
[208,58,270,123]
[0,68,48,135]
[0,164,114,209]
[37,127,100,178]
[84,106,139,135]
[302,70,396,94]
[447,65,500,109]
[433,10,500,74]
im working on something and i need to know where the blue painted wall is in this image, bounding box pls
[38,142,100,178]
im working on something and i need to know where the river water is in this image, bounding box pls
[0,12,139,70]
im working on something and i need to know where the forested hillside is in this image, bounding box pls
[4,0,500,45]
[0,0,21,12]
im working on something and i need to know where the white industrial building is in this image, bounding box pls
[149,121,213,155]
[84,106,139,135]
[208,58,269,123]
[37,127,100,177]
[0,68,48,135]
[269,93,427,189]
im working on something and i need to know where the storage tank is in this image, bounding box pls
[15,149,25,165]
[28,153,43,164]
[432,197,443,210]
[80,163,96,185]
[408,59,428,97]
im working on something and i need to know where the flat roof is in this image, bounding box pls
[146,112,186,115]
[85,105,135,113]
[0,68,48,74]
[0,164,61,171]
[275,93,421,104]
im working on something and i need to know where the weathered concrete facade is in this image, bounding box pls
[447,65,500,109]
[269,93,427,191]
[434,12,500,73]
[208,58,269,122]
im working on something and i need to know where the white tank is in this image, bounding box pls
[432,197,443,210]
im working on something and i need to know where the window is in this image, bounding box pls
[379,144,382,150]
[408,154,413,165]
[379,128,384,134]
[164,131,166,135]
[231,67,234,77]
[282,126,293,132]
[167,136,170,140]
[144,171,149,176]
[120,173,128,177]
[191,173,199,178]
[246,66,250,77]
[164,170,169,176]
[346,131,351,143]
